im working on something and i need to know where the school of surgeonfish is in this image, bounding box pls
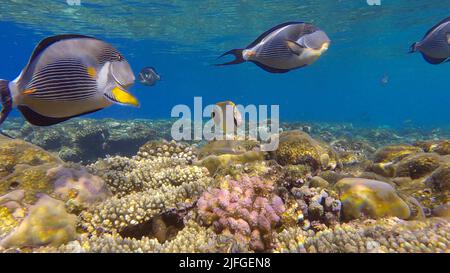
[0,34,138,127]
[216,22,331,73]
[410,17,450,64]
[0,17,448,129]
[211,101,243,134]
[138,67,161,86]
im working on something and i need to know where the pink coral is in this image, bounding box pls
[47,165,111,207]
[197,176,285,252]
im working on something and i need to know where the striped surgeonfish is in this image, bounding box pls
[0,34,138,127]
[216,22,330,73]
[410,16,450,65]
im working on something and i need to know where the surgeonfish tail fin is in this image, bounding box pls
[215,49,245,66]
[409,42,418,53]
[0,80,12,127]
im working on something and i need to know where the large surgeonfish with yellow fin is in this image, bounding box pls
[0,34,138,127]
[216,22,330,73]
[410,16,450,65]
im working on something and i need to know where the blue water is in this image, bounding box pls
[0,0,449,128]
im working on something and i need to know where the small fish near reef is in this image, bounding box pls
[216,21,330,73]
[0,34,139,127]
[410,16,450,64]
[138,67,161,86]
[211,101,243,134]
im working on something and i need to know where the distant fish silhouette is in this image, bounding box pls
[380,74,389,85]
[138,67,161,86]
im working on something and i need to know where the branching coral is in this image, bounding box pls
[35,220,227,253]
[274,217,449,253]
[197,176,285,252]
[135,140,197,163]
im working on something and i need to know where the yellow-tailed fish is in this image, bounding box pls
[216,22,330,73]
[0,34,139,127]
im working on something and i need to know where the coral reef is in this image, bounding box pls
[1,120,449,253]
[197,176,285,252]
[2,118,173,163]
[80,140,213,236]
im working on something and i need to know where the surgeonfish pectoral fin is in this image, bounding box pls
[215,49,245,66]
[447,33,450,44]
[286,40,305,56]
[87,66,97,79]
[110,87,140,107]
[23,88,37,95]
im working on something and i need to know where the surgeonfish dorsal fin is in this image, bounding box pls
[246,21,305,49]
[23,34,98,76]
[286,40,305,55]
[423,17,450,39]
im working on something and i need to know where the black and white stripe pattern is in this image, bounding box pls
[26,58,98,101]
[258,40,293,60]
[96,45,124,65]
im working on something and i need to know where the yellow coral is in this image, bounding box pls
[0,195,77,248]
[335,178,411,220]
[373,145,422,164]
[0,206,19,238]
[196,151,264,174]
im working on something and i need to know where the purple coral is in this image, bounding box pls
[197,176,285,252]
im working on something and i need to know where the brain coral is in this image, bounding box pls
[335,178,411,220]
[271,130,340,171]
[0,195,77,248]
